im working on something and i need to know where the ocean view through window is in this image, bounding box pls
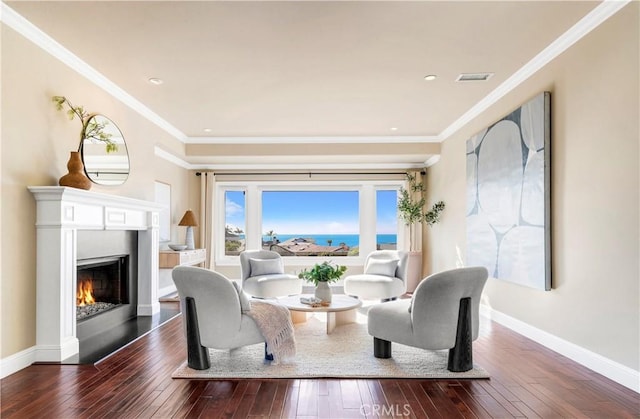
[224,190,246,256]
[376,189,398,250]
[217,180,403,262]
[262,191,360,256]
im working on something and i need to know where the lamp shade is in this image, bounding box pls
[178,210,198,227]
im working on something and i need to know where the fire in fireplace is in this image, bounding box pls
[77,278,96,306]
[76,255,129,321]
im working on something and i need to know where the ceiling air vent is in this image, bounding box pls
[456,72,494,82]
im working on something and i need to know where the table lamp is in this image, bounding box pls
[178,209,198,250]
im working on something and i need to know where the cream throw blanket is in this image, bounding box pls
[247,300,296,364]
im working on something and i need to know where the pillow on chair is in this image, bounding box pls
[364,258,399,277]
[231,281,252,313]
[249,258,284,276]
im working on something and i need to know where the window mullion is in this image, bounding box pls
[245,185,262,250]
[360,184,376,256]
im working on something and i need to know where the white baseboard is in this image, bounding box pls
[0,346,36,379]
[34,340,79,362]
[158,284,177,299]
[480,304,639,393]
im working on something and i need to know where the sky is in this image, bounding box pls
[225,190,398,235]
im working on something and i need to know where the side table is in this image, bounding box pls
[158,248,206,298]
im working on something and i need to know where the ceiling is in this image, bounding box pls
[6,1,603,170]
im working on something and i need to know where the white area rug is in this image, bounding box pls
[172,315,489,379]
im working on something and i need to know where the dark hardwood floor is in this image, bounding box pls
[2,302,638,418]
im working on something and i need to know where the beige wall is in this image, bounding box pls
[426,3,639,370]
[1,25,196,358]
[2,1,638,376]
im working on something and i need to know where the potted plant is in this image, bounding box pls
[397,172,445,291]
[298,261,347,303]
[398,172,445,231]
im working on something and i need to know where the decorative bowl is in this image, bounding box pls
[168,244,187,251]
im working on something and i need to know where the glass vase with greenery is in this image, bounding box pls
[298,261,347,286]
[52,96,117,153]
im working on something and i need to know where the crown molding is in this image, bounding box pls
[0,2,188,143]
[3,0,629,147]
[186,135,440,144]
[424,155,441,168]
[439,0,631,141]
[154,147,192,169]
[154,147,425,171]
[189,162,426,171]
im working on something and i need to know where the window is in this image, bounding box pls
[216,180,404,264]
[376,189,398,250]
[262,190,360,257]
[224,190,246,256]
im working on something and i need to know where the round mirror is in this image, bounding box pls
[81,114,130,185]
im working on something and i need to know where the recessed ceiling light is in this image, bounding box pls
[148,78,164,85]
[390,127,398,131]
[423,75,437,81]
[203,128,212,133]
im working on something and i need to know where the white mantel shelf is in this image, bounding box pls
[29,186,162,230]
[29,186,162,362]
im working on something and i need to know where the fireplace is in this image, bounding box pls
[77,255,129,321]
[76,230,139,342]
[29,186,161,363]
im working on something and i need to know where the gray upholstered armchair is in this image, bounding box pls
[239,250,301,298]
[343,250,409,300]
[172,266,268,370]
[367,266,488,372]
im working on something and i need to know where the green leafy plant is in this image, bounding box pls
[52,96,117,153]
[225,240,241,252]
[398,173,445,227]
[298,261,347,286]
[424,201,446,226]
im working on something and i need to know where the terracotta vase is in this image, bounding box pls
[59,151,92,190]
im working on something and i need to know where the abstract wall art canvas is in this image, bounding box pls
[466,92,551,290]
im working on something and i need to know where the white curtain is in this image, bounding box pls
[200,172,216,268]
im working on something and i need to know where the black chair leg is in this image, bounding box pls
[373,337,392,358]
[265,343,274,361]
[448,297,473,372]
[185,297,211,370]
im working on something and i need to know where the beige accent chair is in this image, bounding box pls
[343,250,409,300]
[367,266,488,372]
[240,250,302,298]
[172,266,268,370]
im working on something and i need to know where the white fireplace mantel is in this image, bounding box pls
[29,186,162,362]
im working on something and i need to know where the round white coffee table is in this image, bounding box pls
[277,294,362,334]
